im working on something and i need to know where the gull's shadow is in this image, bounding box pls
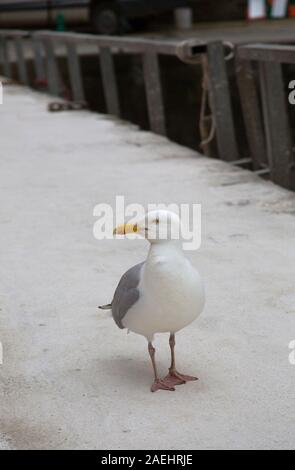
[94,357,208,393]
[99,357,153,387]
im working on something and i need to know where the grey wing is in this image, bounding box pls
[112,262,144,329]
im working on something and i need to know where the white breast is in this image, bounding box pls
[122,244,205,341]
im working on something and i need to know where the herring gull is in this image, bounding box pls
[99,210,205,392]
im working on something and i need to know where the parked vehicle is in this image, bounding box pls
[0,1,188,34]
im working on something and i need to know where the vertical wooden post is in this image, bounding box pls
[32,37,46,83]
[259,61,294,189]
[99,47,120,116]
[143,52,166,136]
[236,57,267,170]
[0,37,4,74]
[14,36,29,85]
[207,41,239,161]
[43,39,61,96]
[0,37,12,78]
[258,62,272,171]
[66,42,85,103]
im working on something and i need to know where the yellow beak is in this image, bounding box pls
[113,223,138,235]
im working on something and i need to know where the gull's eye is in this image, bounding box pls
[155,218,159,225]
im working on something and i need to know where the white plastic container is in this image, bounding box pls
[174,7,193,30]
[248,0,266,19]
[271,0,288,18]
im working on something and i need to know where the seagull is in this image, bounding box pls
[99,210,205,392]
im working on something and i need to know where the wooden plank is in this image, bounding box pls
[14,36,28,84]
[99,47,120,116]
[33,31,205,59]
[32,38,46,82]
[66,42,85,103]
[236,58,267,170]
[143,52,166,136]
[43,39,61,96]
[207,41,239,161]
[258,61,294,189]
[238,44,295,64]
[0,37,11,78]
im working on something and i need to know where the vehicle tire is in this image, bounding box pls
[91,3,121,35]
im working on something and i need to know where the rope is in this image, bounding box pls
[199,41,234,155]
[199,54,216,154]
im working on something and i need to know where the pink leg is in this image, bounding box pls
[163,334,198,387]
[148,342,175,392]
